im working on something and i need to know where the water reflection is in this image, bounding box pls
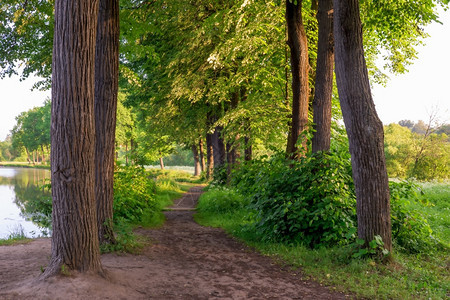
[0,167,51,239]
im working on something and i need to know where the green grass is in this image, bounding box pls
[0,161,50,169]
[0,225,31,246]
[417,182,450,246]
[195,184,450,300]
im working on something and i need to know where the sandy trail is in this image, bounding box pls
[0,187,349,299]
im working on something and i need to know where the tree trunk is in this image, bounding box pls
[226,143,234,182]
[244,135,252,161]
[43,0,103,278]
[41,145,46,164]
[159,157,165,170]
[199,138,206,172]
[212,126,226,170]
[192,144,201,176]
[333,0,392,251]
[94,0,119,245]
[125,142,128,165]
[312,0,334,153]
[286,0,310,160]
[206,132,214,179]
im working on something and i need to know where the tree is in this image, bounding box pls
[311,0,334,153]
[95,0,120,245]
[398,119,414,129]
[43,0,103,277]
[333,0,392,251]
[10,101,51,164]
[286,0,310,159]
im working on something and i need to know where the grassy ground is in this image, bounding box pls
[0,226,31,246]
[194,183,449,300]
[0,162,50,169]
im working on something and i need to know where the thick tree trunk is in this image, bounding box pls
[159,157,165,170]
[192,144,201,176]
[312,0,334,153]
[333,0,392,251]
[286,0,310,160]
[43,0,103,278]
[206,132,214,179]
[95,0,119,245]
[199,138,206,172]
[212,126,226,170]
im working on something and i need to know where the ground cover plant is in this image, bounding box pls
[196,152,449,299]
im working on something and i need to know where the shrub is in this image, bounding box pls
[197,187,248,214]
[238,151,357,248]
[113,165,157,223]
[389,181,439,253]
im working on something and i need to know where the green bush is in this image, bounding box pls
[389,181,439,253]
[197,187,248,214]
[235,151,357,248]
[113,165,157,223]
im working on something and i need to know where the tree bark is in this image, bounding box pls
[212,126,226,170]
[192,144,201,176]
[159,157,165,170]
[333,0,392,251]
[312,0,334,153]
[206,132,214,179]
[43,0,103,278]
[286,0,310,160]
[95,0,119,245]
[199,138,206,172]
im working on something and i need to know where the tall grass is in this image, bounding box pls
[0,225,30,246]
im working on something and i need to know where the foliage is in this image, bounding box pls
[197,187,248,214]
[113,165,157,223]
[389,181,444,253]
[384,123,450,180]
[350,235,390,260]
[9,99,51,163]
[229,151,357,248]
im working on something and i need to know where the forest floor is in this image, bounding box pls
[0,187,352,299]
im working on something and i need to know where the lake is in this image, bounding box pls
[0,167,51,239]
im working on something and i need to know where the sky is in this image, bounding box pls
[0,8,449,141]
[371,7,450,125]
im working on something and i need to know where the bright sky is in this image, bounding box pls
[0,75,50,141]
[0,8,448,141]
[372,7,450,125]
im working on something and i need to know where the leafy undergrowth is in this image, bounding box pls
[195,182,450,299]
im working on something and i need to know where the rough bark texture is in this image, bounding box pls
[192,144,201,176]
[43,0,103,278]
[333,0,392,250]
[286,0,310,160]
[198,139,206,172]
[95,0,119,245]
[212,126,226,170]
[312,0,334,153]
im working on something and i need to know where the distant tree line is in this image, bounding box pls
[385,119,450,180]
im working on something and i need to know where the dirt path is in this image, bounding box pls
[0,187,350,299]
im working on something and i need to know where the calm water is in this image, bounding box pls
[0,167,51,239]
